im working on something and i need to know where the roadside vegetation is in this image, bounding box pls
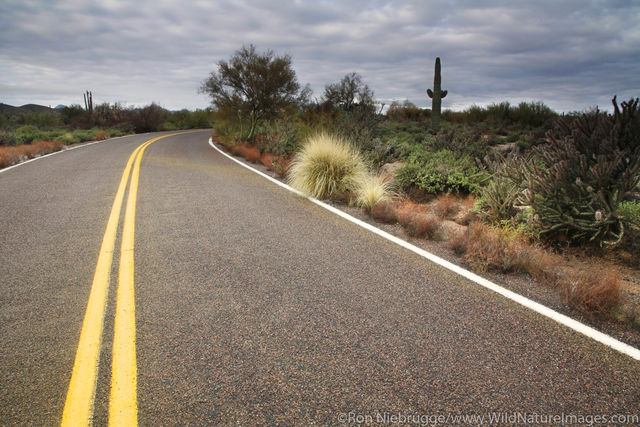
[203,45,640,325]
[0,102,213,168]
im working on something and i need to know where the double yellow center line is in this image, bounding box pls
[61,132,197,426]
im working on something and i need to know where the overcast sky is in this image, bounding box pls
[1,0,638,112]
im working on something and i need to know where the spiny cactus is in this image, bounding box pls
[506,96,640,246]
[427,57,447,130]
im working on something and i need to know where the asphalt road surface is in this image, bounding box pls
[1,131,639,425]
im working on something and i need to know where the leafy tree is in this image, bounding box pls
[200,45,308,142]
[323,72,374,112]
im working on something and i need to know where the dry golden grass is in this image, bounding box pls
[288,132,365,199]
[355,173,392,211]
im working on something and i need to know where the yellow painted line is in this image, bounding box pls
[108,131,203,426]
[61,142,146,426]
[62,131,203,426]
[107,137,149,426]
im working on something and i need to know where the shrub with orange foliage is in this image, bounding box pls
[95,131,109,141]
[0,141,64,169]
[370,199,397,224]
[396,201,442,239]
[230,142,261,163]
[243,146,260,163]
[260,152,279,170]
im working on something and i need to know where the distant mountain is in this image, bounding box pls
[54,104,67,109]
[0,103,58,116]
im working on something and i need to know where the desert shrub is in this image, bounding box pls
[163,109,212,130]
[513,101,557,127]
[463,105,488,123]
[486,102,512,125]
[354,173,392,210]
[0,130,17,146]
[288,132,366,198]
[14,125,46,144]
[395,149,483,194]
[95,131,109,141]
[425,126,489,159]
[386,100,430,122]
[259,117,306,156]
[130,104,166,133]
[510,97,640,246]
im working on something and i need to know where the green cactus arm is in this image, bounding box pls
[427,89,434,98]
[441,90,448,98]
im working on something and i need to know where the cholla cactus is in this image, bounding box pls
[507,96,640,246]
[427,57,447,130]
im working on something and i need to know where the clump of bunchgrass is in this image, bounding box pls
[355,173,393,210]
[288,132,366,199]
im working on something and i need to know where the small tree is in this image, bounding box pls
[323,72,374,112]
[200,45,307,142]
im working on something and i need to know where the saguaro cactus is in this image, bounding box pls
[427,57,447,130]
[83,90,93,113]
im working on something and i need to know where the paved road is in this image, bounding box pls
[1,131,639,425]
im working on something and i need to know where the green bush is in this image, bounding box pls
[258,117,306,156]
[14,125,46,144]
[395,149,483,194]
[618,200,640,228]
[288,132,366,199]
[513,102,556,127]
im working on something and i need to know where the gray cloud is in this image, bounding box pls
[0,0,638,111]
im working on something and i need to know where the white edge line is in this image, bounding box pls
[0,135,129,174]
[208,137,640,362]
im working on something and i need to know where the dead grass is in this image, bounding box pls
[370,199,398,223]
[461,222,519,273]
[456,194,479,225]
[447,220,624,317]
[0,141,64,169]
[433,194,460,219]
[560,267,621,315]
[396,201,442,239]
